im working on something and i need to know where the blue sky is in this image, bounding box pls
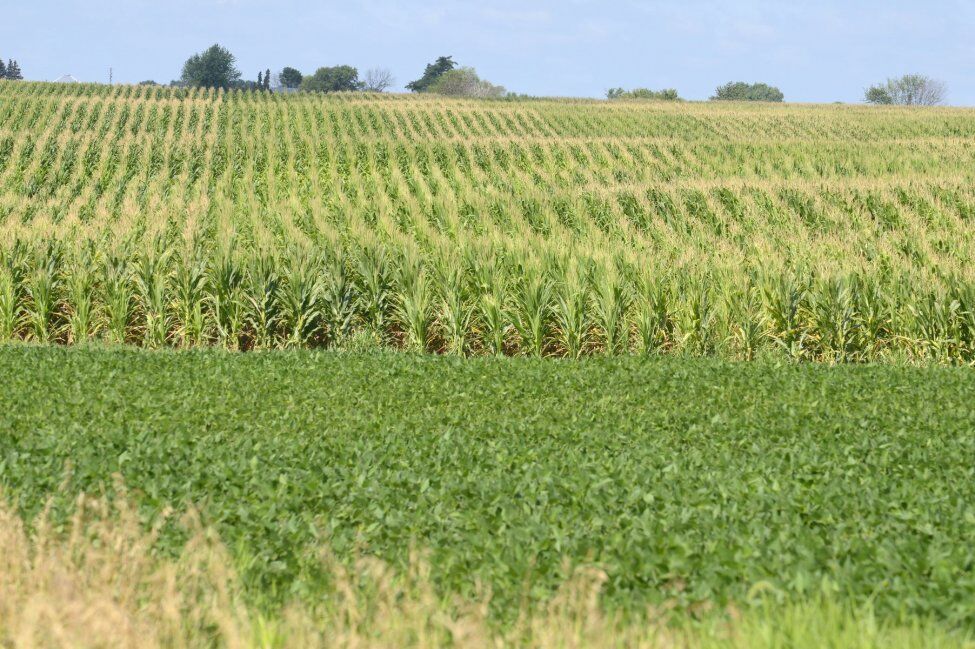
[5,0,974,104]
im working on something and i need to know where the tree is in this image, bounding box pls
[280,67,303,89]
[363,67,395,93]
[180,44,241,89]
[406,56,456,92]
[607,87,680,101]
[0,60,6,80]
[864,74,946,106]
[264,68,271,92]
[711,81,783,102]
[301,66,362,93]
[6,60,23,81]
[257,71,264,88]
[428,67,505,98]
[138,80,159,86]
[864,86,893,105]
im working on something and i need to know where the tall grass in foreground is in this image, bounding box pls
[0,493,970,649]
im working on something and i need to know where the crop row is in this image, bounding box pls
[4,237,975,362]
[2,83,975,361]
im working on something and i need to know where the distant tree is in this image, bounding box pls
[406,56,456,92]
[301,66,362,93]
[6,60,23,81]
[711,81,783,102]
[0,60,6,79]
[363,67,395,93]
[264,68,271,91]
[864,86,893,105]
[864,74,946,106]
[138,80,159,86]
[232,80,260,91]
[257,71,264,88]
[180,44,241,89]
[428,67,505,98]
[280,67,303,89]
[607,87,680,101]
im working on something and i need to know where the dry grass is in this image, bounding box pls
[0,490,971,648]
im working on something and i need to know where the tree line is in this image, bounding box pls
[607,82,786,103]
[174,45,506,98]
[608,75,947,105]
[9,41,952,106]
[0,59,24,80]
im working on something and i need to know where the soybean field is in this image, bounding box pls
[3,345,975,624]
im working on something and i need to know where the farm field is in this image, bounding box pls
[2,345,974,640]
[2,82,975,361]
[3,81,975,647]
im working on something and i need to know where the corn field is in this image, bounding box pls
[2,81,975,362]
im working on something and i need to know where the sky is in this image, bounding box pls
[4,0,975,104]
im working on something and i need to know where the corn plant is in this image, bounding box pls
[552,260,591,358]
[65,245,98,344]
[512,267,553,358]
[676,281,717,356]
[321,252,356,346]
[102,253,133,345]
[907,293,964,364]
[243,251,280,349]
[394,251,432,352]
[808,276,859,363]
[25,244,61,343]
[951,282,975,362]
[591,261,629,355]
[133,241,171,348]
[278,249,321,348]
[761,271,809,360]
[173,247,209,348]
[725,280,767,361]
[209,248,244,350]
[469,248,508,355]
[0,267,17,341]
[631,268,673,355]
[354,242,393,337]
[478,289,508,356]
[433,255,473,355]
